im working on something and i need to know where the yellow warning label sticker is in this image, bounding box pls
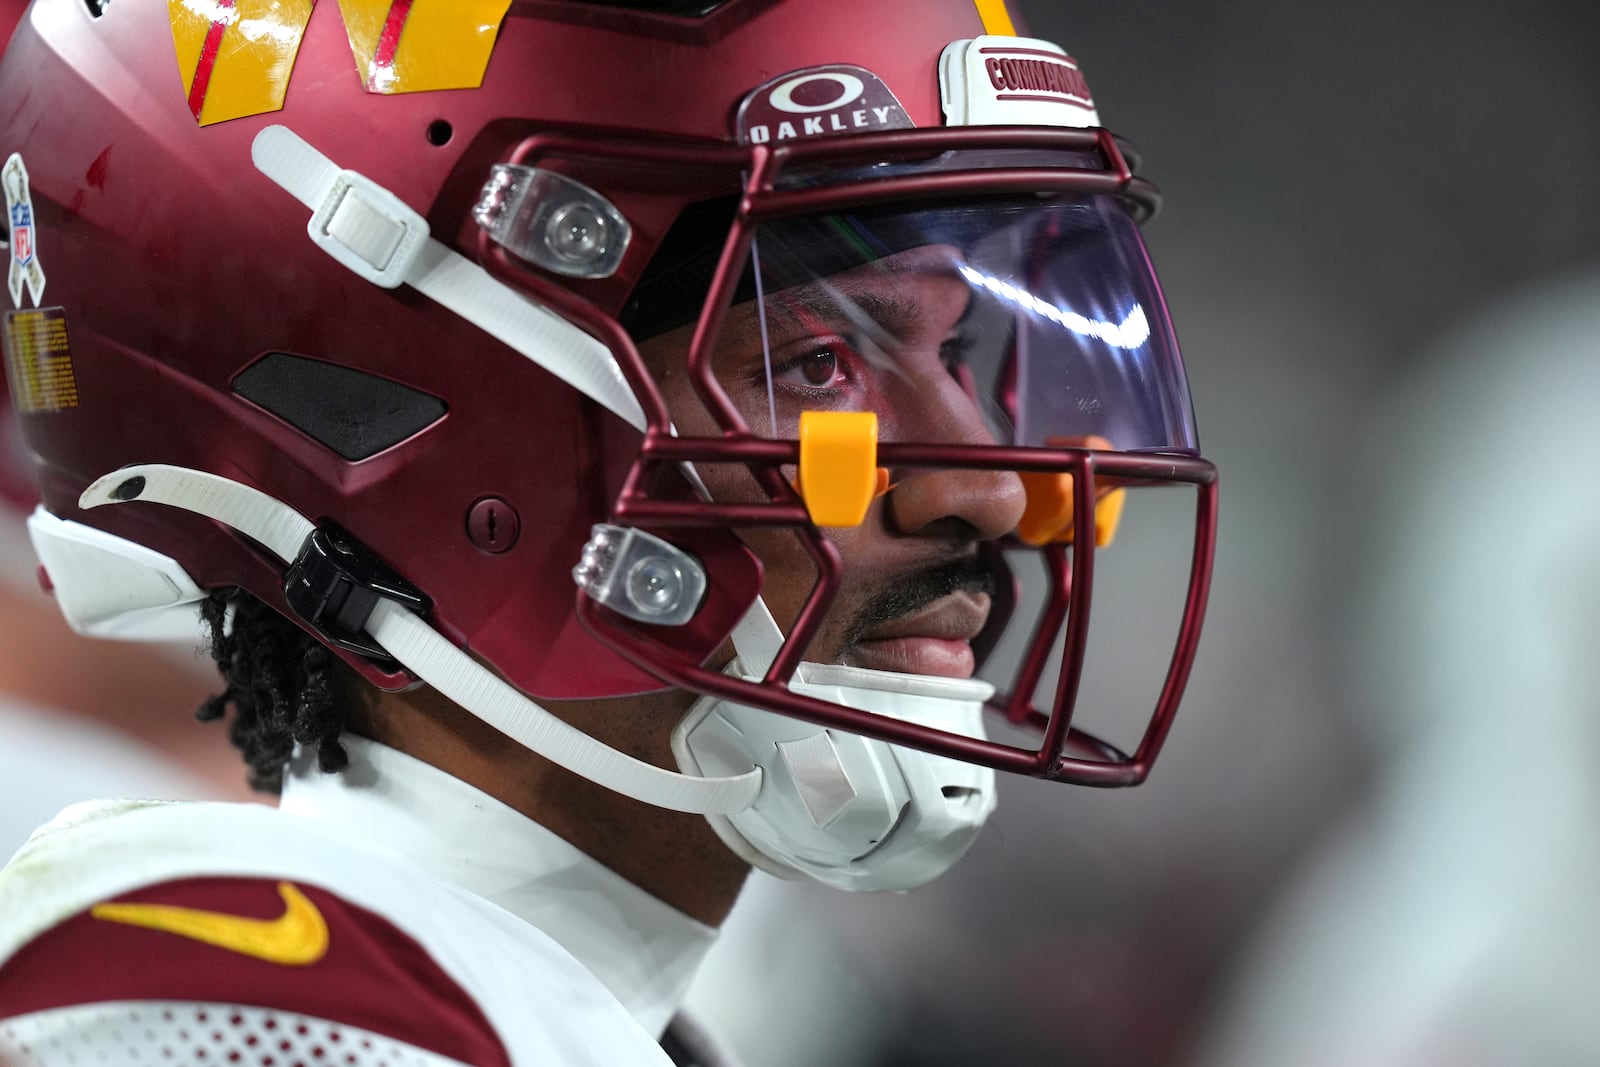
[3,307,78,413]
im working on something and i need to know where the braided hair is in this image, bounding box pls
[196,588,349,793]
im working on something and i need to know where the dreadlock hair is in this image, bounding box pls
[196,587,349,794]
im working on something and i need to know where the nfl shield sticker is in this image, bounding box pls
[736,65,915,146]
[3,153,44,308]
[940,36,1101,129]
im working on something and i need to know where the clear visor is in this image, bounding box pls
[608,150,1215,786]
[715,191,1196,454]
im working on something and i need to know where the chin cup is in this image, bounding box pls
[672,661,996,892]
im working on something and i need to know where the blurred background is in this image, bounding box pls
[4,1,1599,1064]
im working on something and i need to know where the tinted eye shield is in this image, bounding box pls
[622,134,1153,339]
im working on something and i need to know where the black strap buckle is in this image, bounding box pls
[282,522,431,664]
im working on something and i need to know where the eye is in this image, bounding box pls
[770,341,852,391]
[791,348,840,387]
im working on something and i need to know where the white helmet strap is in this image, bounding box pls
[250,125,647,431]
[74,464,761,816]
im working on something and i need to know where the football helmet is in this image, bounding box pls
[0,0,1215,889]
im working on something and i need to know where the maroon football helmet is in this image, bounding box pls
[0,0,1215,826]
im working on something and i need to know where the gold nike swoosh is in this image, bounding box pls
[92,881,328,966]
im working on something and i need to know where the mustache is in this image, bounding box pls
[842,556,999,646]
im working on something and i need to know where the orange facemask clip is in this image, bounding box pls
[796,411,882,527]
[1016,435,1126,548]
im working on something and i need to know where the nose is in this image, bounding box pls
[887,464,1027,542]
[883,379,1027,542]
[889,460,1024,543]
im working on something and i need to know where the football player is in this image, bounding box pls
[0,0,1215,1064]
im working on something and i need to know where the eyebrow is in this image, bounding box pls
[722,279,943,360]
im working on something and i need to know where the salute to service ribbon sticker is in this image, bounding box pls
[3,153,44,308]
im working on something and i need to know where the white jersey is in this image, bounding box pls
[0,738,724,1067]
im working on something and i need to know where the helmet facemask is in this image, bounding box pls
[480,128,1217,886]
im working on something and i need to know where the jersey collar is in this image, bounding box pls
[278,736,716,1036]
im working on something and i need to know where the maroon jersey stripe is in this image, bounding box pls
[0,877,511,1067]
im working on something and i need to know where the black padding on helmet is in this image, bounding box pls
[233,353,447,462]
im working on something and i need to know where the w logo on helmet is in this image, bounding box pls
[168,0,514,127]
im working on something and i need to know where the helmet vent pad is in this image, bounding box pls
[232,353,446,462]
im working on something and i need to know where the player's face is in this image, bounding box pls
[638,246,1027,678]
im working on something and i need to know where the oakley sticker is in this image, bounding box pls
[3,307,78,413]
[736,66,914,146]
[940,36,1101,129]
[3,154,44,308]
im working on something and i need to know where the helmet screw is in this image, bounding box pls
[112,475,146,501]
[467,496,521,554]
